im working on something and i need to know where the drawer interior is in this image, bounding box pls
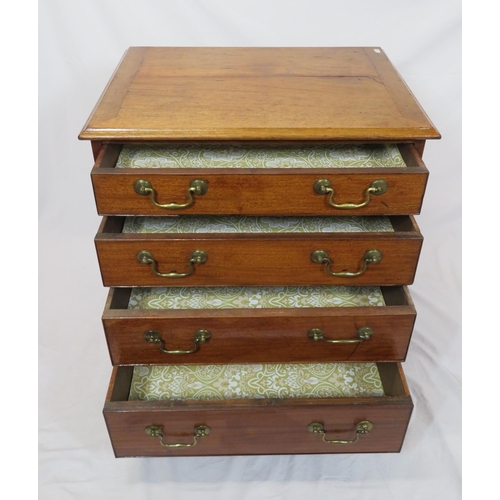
[99,215,419,235]
[121,214,395,234]
[107,286,413,311]
[107,362,410,403]
[109,143,408,170]
[127,285,387,310]
[129,362,385,401]
[94,143,429,172]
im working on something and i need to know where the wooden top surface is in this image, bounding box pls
[79,47,440,141]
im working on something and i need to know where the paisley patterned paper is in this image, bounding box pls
[128,286,385,310]
[122,215,394,234]
[116,144,406,169]
[129,363,384,401]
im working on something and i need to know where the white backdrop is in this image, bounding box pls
[39,1,461,498]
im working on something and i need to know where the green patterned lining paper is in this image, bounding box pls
[129,363,384,401]
[122,215,394,234]
[116,144,406,170]
[128,286,385,310]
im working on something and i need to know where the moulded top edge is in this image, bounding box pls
[79,47,441,142]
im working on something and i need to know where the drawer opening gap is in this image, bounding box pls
[388,216,416,232]
[93,143,123,169]
[101,216,126,233]
[108,288,132,310]
[398,143,423,167]
[380,287,408,306]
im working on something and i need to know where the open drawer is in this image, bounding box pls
[91,142,428,216]
[104,362,413,457]
[95,215,423,287]
[103,286,416,365]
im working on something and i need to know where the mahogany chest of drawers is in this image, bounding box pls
[79,47,440,457]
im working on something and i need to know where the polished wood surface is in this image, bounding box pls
[95,216,423,287]
[103,363,413,457]
[91,143,428,216]
[81,47,436,457]
[79,47,440,141]
[102,287,416,365]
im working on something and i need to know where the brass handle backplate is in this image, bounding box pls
[314,179,388,209]
[307,421,373,445]
[307,327,373,344]
[137,250,208,278]
[145,424,211,448]
[143,329,212,354]
[310,249,382,277]
[134,179,208,209]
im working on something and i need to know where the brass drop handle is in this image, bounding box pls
[133,179,208,209]
[307,421,373,445]
[314,179,388,209]
[143,329,212,354]
[307,327,373,344]
[310,249,382,277]
[145,425,211,448]
[136,250,208,278]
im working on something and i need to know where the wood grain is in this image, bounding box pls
[91,143,428,216]
[103,363,413,457]
[94,216,423,287]
[79,47,440,141]
[82,46,433,459]
[102,286,416,365]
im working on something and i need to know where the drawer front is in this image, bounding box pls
[95,223,423,287]
[105,404,412,457]
[91,143,428,216]
[103,287,416,365]
[104,364,413,457]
